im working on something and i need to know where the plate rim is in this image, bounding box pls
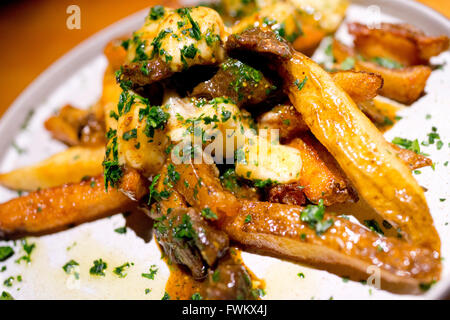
[0,0,449,299]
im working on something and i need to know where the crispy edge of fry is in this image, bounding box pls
[330,70,383,103]
[332,39,432,104]
[356,60,431,105]
[283,50,440,252]
[348,22,449,65]
[391,143,433,170]
[0,170,147,238]
[287,134,357,205]
[225,200,441,293]
[0,146,105,191]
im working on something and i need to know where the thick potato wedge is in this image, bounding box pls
[332,39,432,104]
[283,50,440,251]
[348,22,449,66]
[0,170,148,238]
[0,146,105,191]
[225,200,441,292]
[356,61,431,105]
[287,133,357,205]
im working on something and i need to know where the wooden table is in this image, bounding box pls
[0,0,448,115]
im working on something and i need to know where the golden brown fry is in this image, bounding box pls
[283,50,440,251]
[44,104,105,146]
[257,104,309,142]
[170,161,241,222]
[392,144,433,170]
[356,60,431,105]
[225,200,441,292]
[348,22,449,66]
[332,39,432,104]
[287,134,357,205]
[0,146,104,191]
[0,170,147,238]
[329,70,383,103]
[292,24,326,56]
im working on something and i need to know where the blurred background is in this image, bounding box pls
[0,0,448,116]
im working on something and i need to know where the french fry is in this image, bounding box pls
[0,146,105,191]
[0,170,147,238]
[225,200,441,292]
[332,39,432,104]
[391,144,433,170]
[329,70,383,103]
[283,50,440,251]
[287,133,357,205]
[348,22,449,66]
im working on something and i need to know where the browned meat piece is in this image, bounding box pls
[0,169,147,238]
[226,28,293,59]
[153,207,229,280]
[119,58,173,87]
[202,253,256,300]
[348,22,449,66]
[225,200,441,292]
[267,183,307,206]
[191,58,277,107]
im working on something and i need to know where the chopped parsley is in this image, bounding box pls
[294,76,308,91]
[173,214,196,240]
[191,292,203,300]
[341,57,355,70]
[253,178,277,188]
[244,214,252,224]
[0,291,13,300]
[89,259,107,276]
[364,220,384,235]
[201,208,218,220]
[15,239,35,264]
[162,291,171,300]
[122,129,137,141]
[114,226,127,234]
[142,264,158,280]
[300,199,334,235]
[62,260,80,279]
[113,262,132,278]
[371,57,403,69]
[148,5,165,20]
[392,137,422,154]
[0,246,14,262]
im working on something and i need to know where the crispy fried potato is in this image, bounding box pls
[257,104,309,142]
[332,39,432,104]
[0,170,147,238]
[348,22,449,66]
[283,50,440,251]
[44,104,105,146]
[292,24,326,55]
[330,70,383,103]
[225,200,441,292]
[170,161,241,222]
[356,60,431,105]
[44,105,88,146]
[104,38,128,71]
[287,133,357,205]
[0,146,105,191]
[392,144,433,170]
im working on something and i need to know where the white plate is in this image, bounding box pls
[0,0,449,299]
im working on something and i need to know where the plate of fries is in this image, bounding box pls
[0,0,449,300]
